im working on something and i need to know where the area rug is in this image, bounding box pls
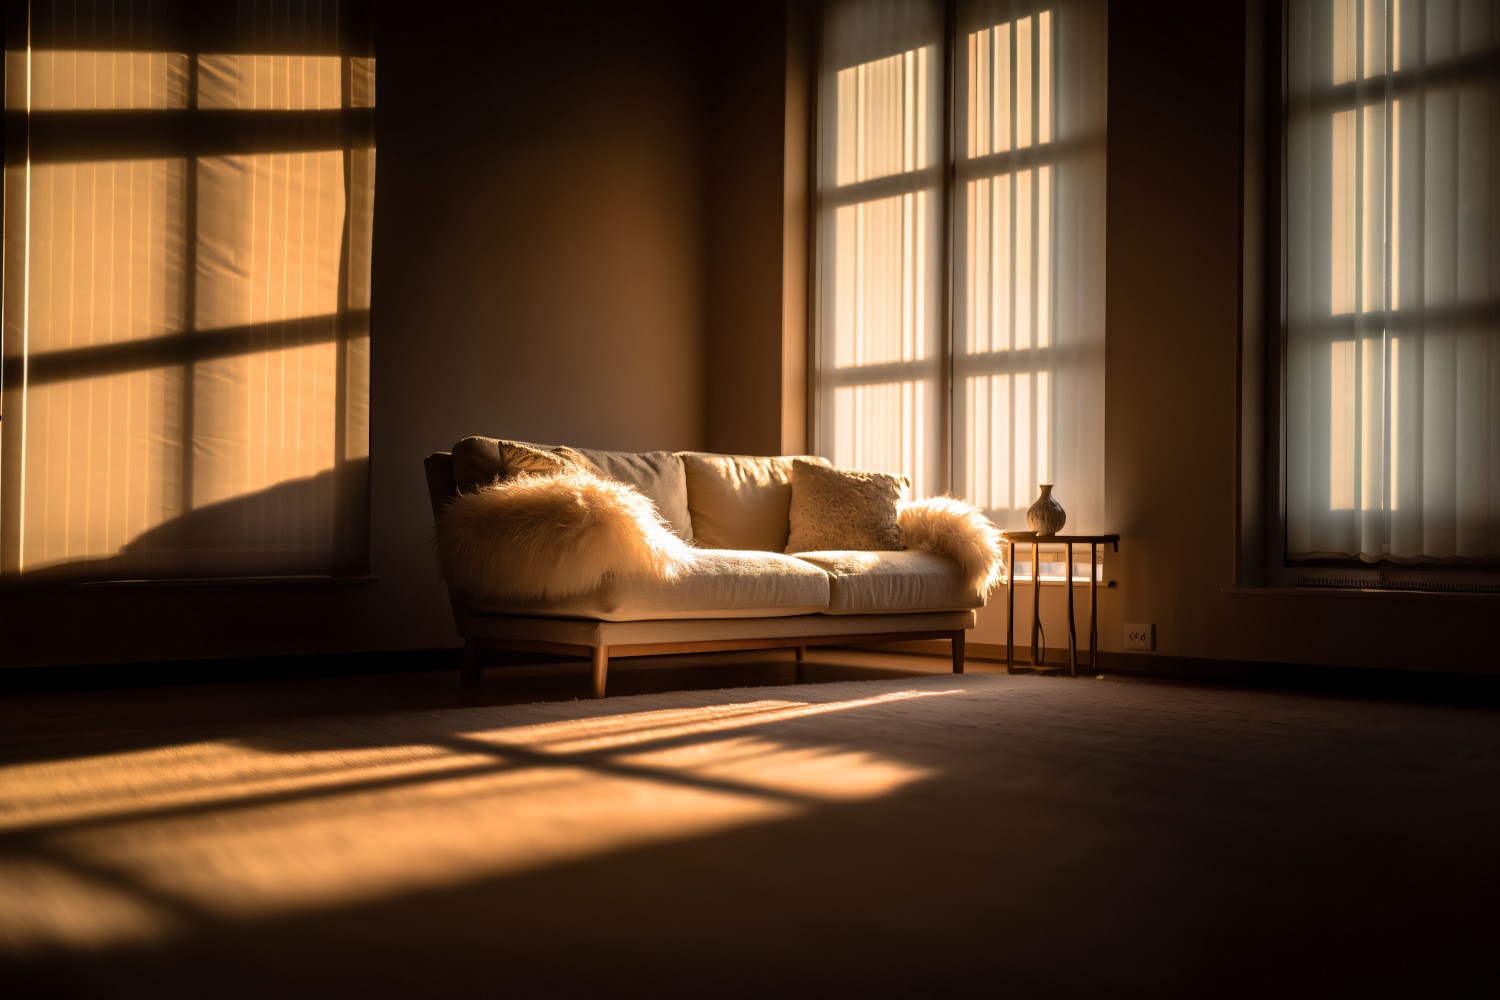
[2,673,1496,997]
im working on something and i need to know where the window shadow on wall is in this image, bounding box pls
[1,1,375,580]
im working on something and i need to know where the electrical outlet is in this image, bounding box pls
[1124,623,1155,651]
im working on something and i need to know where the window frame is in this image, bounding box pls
[1244,0,1500,593]
[811,0,1104,524]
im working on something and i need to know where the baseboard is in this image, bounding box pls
[842,639,1075,668]
[847,641,1500,702]
[0,647,466,694]
[12,641,1493,705]
[1096,651,1500,705]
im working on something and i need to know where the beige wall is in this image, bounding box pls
[0,1,711,668]
[703,2,811,457]
[361,1,709,657]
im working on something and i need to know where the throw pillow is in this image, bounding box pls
[500,441,588,478]
[785,459,907,553]
[679,453,831,551]
[452,437,577,492]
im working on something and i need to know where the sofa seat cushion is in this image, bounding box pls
[790,550,984,614]
[462,549,831,622]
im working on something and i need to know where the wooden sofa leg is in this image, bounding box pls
[460,639,482,687]
[951,630,966,674]
[794,646,806,684]
[591,646,609,699]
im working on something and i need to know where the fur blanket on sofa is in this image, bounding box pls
[437,469,693,602]
[438,468,1004,602]
[898,496,1005,594]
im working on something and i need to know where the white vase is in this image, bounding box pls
[1026,484,1066,536]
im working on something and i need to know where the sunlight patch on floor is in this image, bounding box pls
[0,689,955,950]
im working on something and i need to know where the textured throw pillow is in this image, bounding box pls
[451,437,581,492]
[451,436,593,489]
[785,460,907,553]
[501,441,589,478]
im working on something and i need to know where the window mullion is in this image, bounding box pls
[939,0,957,498]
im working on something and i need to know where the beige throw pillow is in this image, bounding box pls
[785,460,907,553]
[680,453,830,551]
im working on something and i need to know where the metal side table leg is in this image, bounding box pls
[1089,542,1099,673]
[1066,541,1076,677]
[1030,541,1041,669]
[1005,539,1016,673]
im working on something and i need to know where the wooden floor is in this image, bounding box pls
[0,648,982,762]
[2,650,1496,997]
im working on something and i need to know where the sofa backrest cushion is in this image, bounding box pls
[678,453,830,552]
[450,437,694,541]
[570,447,694,542]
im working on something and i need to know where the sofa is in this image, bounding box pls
[424,436,1004,697]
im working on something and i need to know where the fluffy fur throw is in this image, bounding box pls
[899,497,1006,595]
[438,469,692,602]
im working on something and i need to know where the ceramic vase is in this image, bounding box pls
[1026,484,1066,536]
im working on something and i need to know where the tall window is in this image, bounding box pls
[1285,0,1499,566]
[1,1,374,580]
[816,0,1106,529]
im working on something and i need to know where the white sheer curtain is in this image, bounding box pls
[1286,0,1500,562]
[1,2,374,580]
[817,0,946,500]
[815,0,1107,527]
[952,0,1106,530]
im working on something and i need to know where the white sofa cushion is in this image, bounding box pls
[462,549,831,622]
[678,453,829,552]
[791,550,984,614]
